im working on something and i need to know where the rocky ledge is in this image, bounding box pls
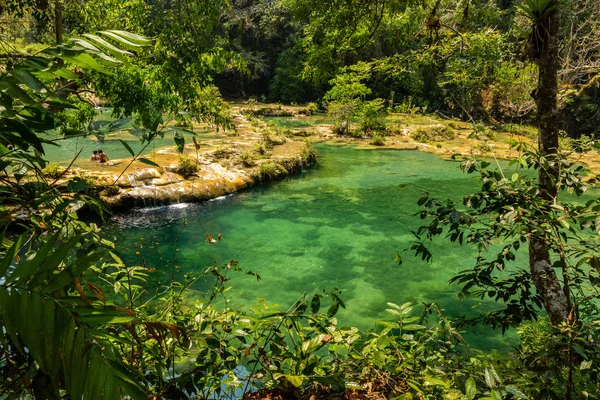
[71,125,316,210]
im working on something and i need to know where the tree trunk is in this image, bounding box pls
[55,0,62,44]
[529,8,570,325]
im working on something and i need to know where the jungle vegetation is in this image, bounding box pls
[1,0,600,399]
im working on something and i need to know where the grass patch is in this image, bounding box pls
[503,123,537,137]
[412,125,456,143]
[212,146,235,160]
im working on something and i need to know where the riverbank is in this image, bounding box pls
[36,103,600,213]
[50,110,316,210]
[260,109,600,172]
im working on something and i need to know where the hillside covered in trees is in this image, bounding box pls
[3,0,600,135]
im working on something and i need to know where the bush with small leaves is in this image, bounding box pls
[258,161,287,181]
[42,163,63,179]
[371,133,385,146]
[177,156,198,178]
[238,151,257,167]
[412,125,456,143]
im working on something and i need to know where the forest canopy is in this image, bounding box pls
[2,0,599,135]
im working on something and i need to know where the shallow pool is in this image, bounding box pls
[41,108,218,166]
[104,144,524,348]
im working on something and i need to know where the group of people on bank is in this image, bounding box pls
[90,150,109,163]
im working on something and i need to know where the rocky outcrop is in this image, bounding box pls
[78,139,315,210]
[98,164,254,209]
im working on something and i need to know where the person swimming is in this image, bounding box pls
[90,150,99,162]
[98,149,109,163]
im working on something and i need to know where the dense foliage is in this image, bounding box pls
[4,1,600,134]
[2,0,600,399]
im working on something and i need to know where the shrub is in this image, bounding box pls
[192,85,236,134]
[260,132,274,148]
[301,140,318,164]
[306,102,319,115]
[42,163,63,179]
[327,102,356,135]
[412,125,457,143]
[237,151,257,167]
[250,117,262,128]
[177,156,198,177]
[253,142,270,156]
[386,124,404,136]
[371,133,385,146]
[332,120,349,135]
[281,128,294,138]
[476,142,491,152]
[258,161,287,181]
[394,95,422,114]
[358,98,387,133]
[212,146,234,160]
[468,122,496,140]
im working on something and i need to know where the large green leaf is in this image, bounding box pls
[0,288,148,399]
[4,233,81,286]
[60,53,114,75]
[82,34,134,61]
[0,77,36,105]
[12,69,46,92]
[0,118,44,153]
[109,30,153,45]
[0,233,25,277]
[174,131,185,153]
[119,139,135,157]
[98,31,147,51]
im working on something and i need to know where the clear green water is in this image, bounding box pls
[105,144,522,349]
[41,109,216,166]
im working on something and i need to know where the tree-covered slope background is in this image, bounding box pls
[4,0,600,136]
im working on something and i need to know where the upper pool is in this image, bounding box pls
[41,108,217,166]
[104,144,523,348]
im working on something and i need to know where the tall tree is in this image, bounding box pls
[523,0,570,324]
[54,0,61,43]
